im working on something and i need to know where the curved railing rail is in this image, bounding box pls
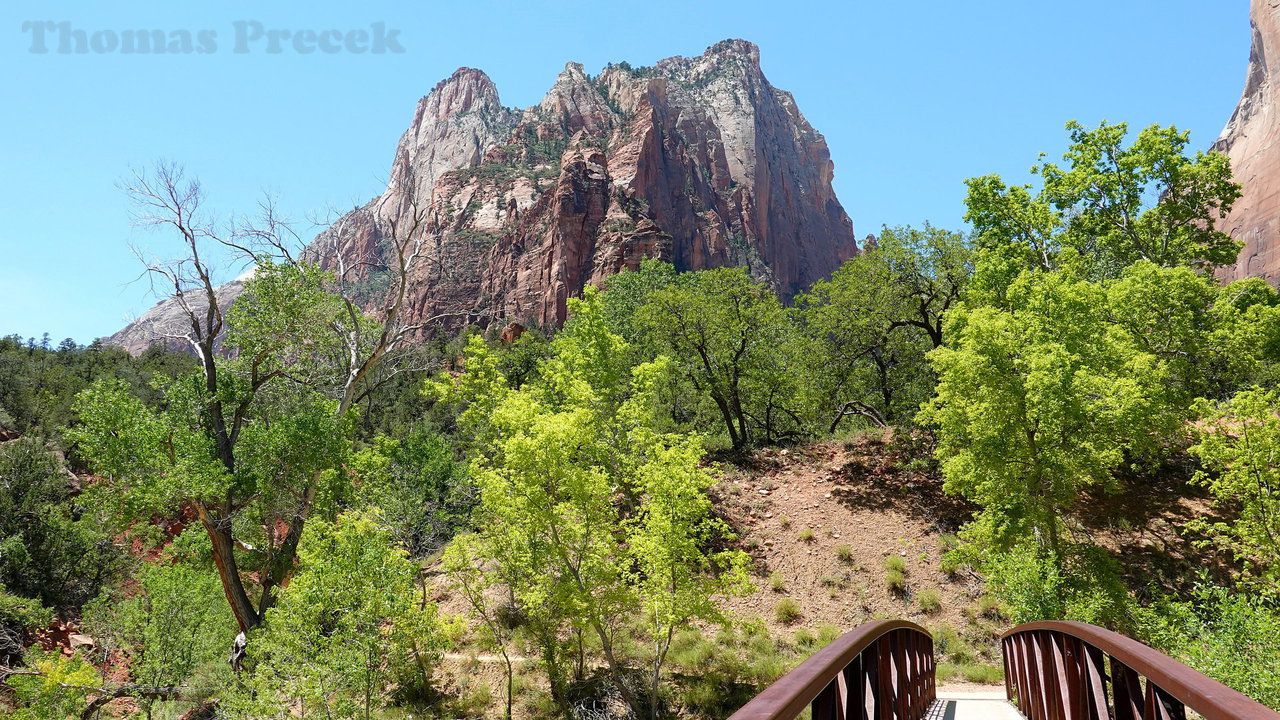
[1003,621,1280,720]
[727,620,935,720]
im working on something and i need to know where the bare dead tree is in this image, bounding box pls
[118,162,480,662]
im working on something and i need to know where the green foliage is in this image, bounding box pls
[798,527,816,543]
[1138,586,1280,710]
[348,425,473,557]
[436,287,751,718]
[6,648,99,720]
[774,598,802,624]
[0,334,195,440]
[920,262,1188,607]
[883,555,907,574]
[965,120,1241,282]
[224,512,453,720]
[836,544,853,563]
[83,546,235,712]
[1190,388,1280,592]
[797,224,972,429]
[917,588,942,613]
[0,437,127,610]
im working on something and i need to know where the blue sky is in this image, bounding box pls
[0,1,1251,344]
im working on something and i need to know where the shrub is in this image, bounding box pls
[836,544,854,563]
[799,528,816,543]
[884,556,908,594]
[940,555,961,577]
[775,598,803,624]
[779,515,792,529]
[885,569,907,595]
[819,574,845,589]
[917,588,942,614]
[769,572,787,593]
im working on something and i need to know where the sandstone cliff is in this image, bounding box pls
[107,40,857,349]
[1216,0,1280,285]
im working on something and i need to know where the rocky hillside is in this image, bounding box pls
[1216,0,1280,285]
[107,40,858,350]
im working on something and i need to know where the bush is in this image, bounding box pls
[938,662,1004,685]
[779,515,792,529]
[940,555,962,577]
[799,528,816,543]
[885,569,907,595]
[884,556,908,595]
[769,572,787,593]
[968,594,1004,622]
[836,544,854,563]
[775,598,803,624]
[918,588,942,613]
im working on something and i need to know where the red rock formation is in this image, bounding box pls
[108,40,858,348]
[349,39,858,331]
[1216,0,1280,285]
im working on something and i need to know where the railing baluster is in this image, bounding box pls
[1111,656,1142,720]
[1143,682,1186,720]
[1081,643,1109,720]
[812,676,842,720]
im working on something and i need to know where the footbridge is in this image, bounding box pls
[726,620,1280,720]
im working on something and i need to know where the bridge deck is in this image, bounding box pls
[927,690,1022,720]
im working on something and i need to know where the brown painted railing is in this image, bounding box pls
[727,620,935,720]
[1002,621,1280,720]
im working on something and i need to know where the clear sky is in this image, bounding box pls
[0,1,1252,344]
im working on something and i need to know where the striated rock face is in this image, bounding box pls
[109,40,857,348]
[1216,0,1280,285]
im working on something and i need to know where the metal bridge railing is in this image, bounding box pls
[1002,621,1280,720]
[726,620,935,720]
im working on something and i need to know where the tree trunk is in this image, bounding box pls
[197,503,259,634]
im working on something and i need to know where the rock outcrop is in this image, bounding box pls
[109,40,857,349]
[103,273,251,355]
[1216,0,1280,285]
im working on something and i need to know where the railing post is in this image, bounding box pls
[1081,643,1109,720]
[812,676,843,720]
[1111,657,1142,720]
[1144,682,1186,720]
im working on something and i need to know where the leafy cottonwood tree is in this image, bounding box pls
[71,163,441,670]
[920,260,1192,622]
[223,512,452,720]
[437,289,751,719]
[798,225,971,430]
[965,120,1241,283]
[634,267,804,449]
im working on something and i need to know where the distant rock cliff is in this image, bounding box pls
[1216,0,1280,285]
[108,40,858,349]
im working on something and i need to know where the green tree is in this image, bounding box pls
[224,511,452,720]
[798,225,971,429]
[71,162,436,654]
[920,262,1180,617]
[634,267,803,449]
[965,120,1241,282]
[437,289,750,718]
[0,436,126,610]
